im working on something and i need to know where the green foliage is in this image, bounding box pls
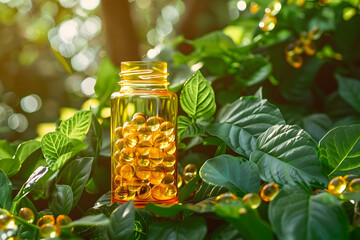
[49,184,73,216]
[0,169,12,210]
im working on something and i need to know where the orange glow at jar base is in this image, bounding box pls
[111,61,178,207]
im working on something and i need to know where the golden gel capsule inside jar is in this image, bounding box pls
[111,61,178,207]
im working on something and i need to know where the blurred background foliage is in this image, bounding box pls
[0,0,360,145]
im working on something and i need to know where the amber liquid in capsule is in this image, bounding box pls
[110,61,178,207]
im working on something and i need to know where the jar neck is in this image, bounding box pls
[119,61,169,91]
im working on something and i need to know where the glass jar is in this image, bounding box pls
[111,61,178,207]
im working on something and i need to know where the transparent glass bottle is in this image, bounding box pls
[111,61,178,207]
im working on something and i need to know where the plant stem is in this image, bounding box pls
[14,215,40,230]
[134,229,146,236]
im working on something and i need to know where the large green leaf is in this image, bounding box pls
[337,73,360,113]
[41,131,73,171]
[82,113,103,159]
[0,158,20,177]
[58,110,92,140]
[178,175,200,203]
[66,214,110,228]
[57,157,94,208]
[213,200,273,240]
[302,114,332,142]
[0,139,16,159]
[236,55,272,87]
[180,70,216,119]
[250,125,328,186]
[0,169,12,210]
[194,181,227,203]
[319,124,360,175]
[191,31,236,55]
[269,187,349,240]
[177,115,205,140]
[208,97,285,158]
[14,140,41,165]
[104,201,135,240]
[49,184,73,216]
[148,216,207,240]
[200,154,260,196]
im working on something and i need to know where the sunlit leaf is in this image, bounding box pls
[58,110,93,141]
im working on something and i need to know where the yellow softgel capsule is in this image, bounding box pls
[165,166,175,175]
[264,1,281,16]
[127,190,136,199]
[260,182,279,202]
[136,166,151,180]
[113,150,121,162]
[115,139,125,150]
[349,178,360,192]
[121,147,136,162]
[164,184,177,199]
[37,215,55,227]
[138,126,152,141]
[242,193,262,209]
[162,174,175,184]
[149,177,162,185]
[328,176,346,195]
[0,209,15,230]
[146,117,162,131]
[137,140,152,155]
[132,115,146,129]
[259,14,277,31]
[294,39,304,54]
[133,112,147,119]
[18,207,35,224]
[159,121,174,135]
[167,133,175,142]
[137,185,151,199]
[149,148,165,164]
[114,164,122,175]
[124,133,139,148]
[151,165,166,180]
[56,214,72,227]
[153,133,169,149]
[286,53,303,68]
[164,142,176,155]
[142,179,150,185]
[304,41,316,56]
[177,174,183,188]
[344,174,358,183]
[115,185,129,200]
[127,177,142,192]
[39,223,60,238]
[162,155,176,167]
[250,2,259,14]
[120,164,135,181]
[183,164,197,183]
[215,193,238,203]
[115,127,123,139]
[151,185,166,200]
[238,208,248,214]
[113,175,122,187]
[183,172,196,184]
[137,155,150,166]
[122,122,136,136]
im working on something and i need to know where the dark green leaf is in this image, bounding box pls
[200,154,260,196]
[82,113,103,159]
[146,203,186,217]
[302,114,332,142]
[339,192,360,201]
[209,97,285,158]
[269,188,349,240]
[104,201,135,240]
[41,131,73,171]
[0,139,16,159]
[214,142,227,157]
[49,184,73,216]
[194,181,227,203]
[0,169,12,210]
[148,216,207,240]
[57,157,94,208]
[16,225,36,240]
[58,110,93,140]
[251,125,328,186]
[191,31,236,54]
[94,191,112,207]
[178,115,205,140]
[66,214,110,228]
[134,208,156,236]
[236,55,272,86]
[180,70,216,119]
[337,74,360,113]
[178,175,201,202]
[14,140,41,165]
[213,200,273,240]
[319,124,360,175]
[0,158,20,177]
[211,223,243,240]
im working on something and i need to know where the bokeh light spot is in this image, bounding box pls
[81,77,96,96]
[237,0,247,11]
[8,113,28,133]
[80,0,100,10]
[59,19,79,43]
[20,94,42,113]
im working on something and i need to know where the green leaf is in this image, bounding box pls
[57,157,94,208]
[200,154,260,196]
[148,216,207,240]
[41,131,73,171]
[82,113,103,159]
[208,97,285,158]
[213,200,273,240]
[0,158,20,177]
[211,223,243,240]
[16,225,36,240]
[14,140,41,165]
[319,124,360,175]
[94,191,112,207]
[66,214,110,228]
[104,201,135,240]
[0,169,12,210]
[337,74,360,113]
[302,114,332,142]
[269,188,349,240]
[178,175,200,202]
[49,184,73,216]
[58,110,93,140]
[214,142,227,157]
[191,31,236,54]
[180,70,216,119]
[339,192,360,201]
[0,139,16,159]
[236,55,272,86]
[177,115,205,140]
[251,125,328,186]
[194,181,227,203]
